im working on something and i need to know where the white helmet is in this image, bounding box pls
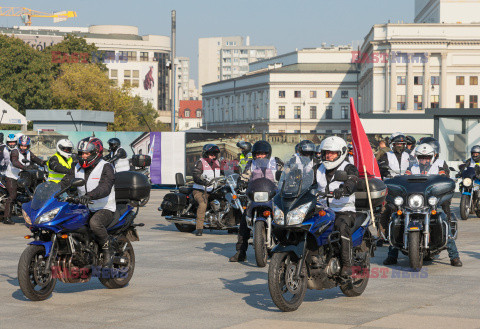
[414,143,435,164]
[56,139,74,159]
[320,136,348,170]
[5,133,18,150]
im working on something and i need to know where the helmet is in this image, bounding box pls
[107,138,121,152]
[414,143,435,166]
[298,140,315,158]
[77,137,104,169]
[418,137,440,156]
[320,136,348,170]
[390,134,407,154]
[0,132,3,144]
[236,141,252,155]
[251,140,272,159]
[202,144,220,158]
[18,135,31,154]
[56,139,74,159]
[295,140,313,154]
[348,142,354,155]
[6,133,17,150]
[406,135,416,147]
[314,145,322,163]
[471,145,480,163]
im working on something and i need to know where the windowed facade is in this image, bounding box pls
[414,95,422,110]
[430,95,439,108]
[310,106,317,119]
[294,106,301,119]
[397,95,406,110]
[456,95,465,108]
[470,95,478,108]
[278,106,285,119]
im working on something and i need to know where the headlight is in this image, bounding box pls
[394,197,404,206]
[428,196,438,206]
[408,195,424,209]
[254,192,269,202]
[36,208,60,224]
[22,209,31,225]
[286,202,312,226]
[463,178,472,187]
[273,204,284,225]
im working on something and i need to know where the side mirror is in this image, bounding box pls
[71,178,86,187]
[334,170,348,182]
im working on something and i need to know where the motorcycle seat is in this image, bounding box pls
[351,212,368,234]
[107,204,130,229]
[179,186,194,195]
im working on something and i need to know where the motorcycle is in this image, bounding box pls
[18,171,150,301]
[385,174,456,270]
[267,156,384,312]
[458,166,480,220]
[244,158,279,267]
[159,167,245,233]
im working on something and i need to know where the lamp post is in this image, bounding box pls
[0,109,7,125]
[66,111,79,131]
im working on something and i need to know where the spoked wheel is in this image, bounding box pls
[268,252,307,312]
[408,231,423,271]
[254,221,268,267]
[99,236,135,289]
[18,245,57,301]
[460,194,470,220]
[340,241,370,297]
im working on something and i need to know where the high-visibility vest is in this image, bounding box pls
[239,153,252,173]
[47,153,73,183]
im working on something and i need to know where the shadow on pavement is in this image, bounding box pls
[460,250,480,260]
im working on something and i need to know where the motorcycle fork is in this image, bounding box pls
[294,233,308,280]
[45,234,58,273]
[424,213,431,250]
[403,212,410,249]
[266,215,272,247]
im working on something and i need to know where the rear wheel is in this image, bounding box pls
[99,236,135,289]
[254,221,268,267]
[408,231,423,271]
[460,194,470,220]
[174,223,196,233]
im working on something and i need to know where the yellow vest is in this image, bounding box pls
[47,153,73,183]
[239,153,252,173]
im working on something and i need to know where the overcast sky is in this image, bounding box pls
[2,0,413,85]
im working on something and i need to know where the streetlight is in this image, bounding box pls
[0,109,7,125]
[66,111,79,131]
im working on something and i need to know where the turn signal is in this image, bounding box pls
[263,210,271,217]
[24,235,32,239]
[61,234,69,239]
[318,210,327,217]
[397,210,403,216]
[431,210,437,215]
[243,206,247,210]
[232,195,238,200]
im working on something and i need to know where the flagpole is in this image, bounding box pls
[363,165,377,231]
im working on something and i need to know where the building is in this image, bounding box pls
[26,109,114,131]
[198,36,276,96]
[202,47,357,133]
[0,98,28,129]
[188,79,199,100]
[415,0,480,24]
[1,25,172,121]
[176,57,191,101]
[178,100,202,131]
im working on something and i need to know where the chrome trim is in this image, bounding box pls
[424,212,430,249]
[267,215,272,247]
[403,212,410,249]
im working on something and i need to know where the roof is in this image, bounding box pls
[179,100,202,119]
[0,98,28,126]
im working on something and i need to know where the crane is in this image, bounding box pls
[0,7,77,26]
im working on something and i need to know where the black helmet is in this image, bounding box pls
[77,137,104,169]
[202,144,220,158]
[107,138,121,152]
[471,145,480,163]
[295,140,314,154]
[236,141,252,155]
[418,137,440,155]
[406,135,416,147]
[0,132,3,144]
[298,140,315,158]
[314,145,322,162]
[251,140,272,159]
[390,134,407,154]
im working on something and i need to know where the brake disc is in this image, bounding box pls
[285,261,300,294]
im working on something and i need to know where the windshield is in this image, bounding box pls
[250,158,276,183]
[31,182,61,210]
[279,155,314,198]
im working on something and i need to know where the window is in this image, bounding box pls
[131,80,139,88]
[123,79,131,87]
[125,51,136,61]
[196,110,202,118]
[185,122,189,128]
[279,91,285,98]
[430,95,439,108]
[278,106,285,119]
[456,76,465,85]
[414,95,422,110]
[326,91,333,98]
[310,91,317,98]
[470,95,478,108]
[294,106,301,119]
[470,76,478,85]
[133,70,139,78]
[140,52,148,61]
[456,95,465,108]
[397,95,406,110]
[294,91,301,98]
[341,91,348,98]
[124,70,131,78]
[431,76,440,85]
[341,106,349,119]
[185,110,190,117]
[110,69,118,78]
[414,76,423,85]
[397,76,406,85]
[223,49,231,55]
[325,106,333,119]
[310,106,317,119]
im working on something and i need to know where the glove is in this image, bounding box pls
[237,178,248,190]
[333,187,345,199]
[78,195,92,205]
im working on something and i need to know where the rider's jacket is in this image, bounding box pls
[240,157,284,184]
[47,152,73,183]
[378,151,412,178]
[406,159,448,176]
[5,149,43,180]
[108,147,130,173]
[238,152,252,173]
[192,158,221,192]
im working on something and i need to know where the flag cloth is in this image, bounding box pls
[349,98,381,178]
[148,134,155,158]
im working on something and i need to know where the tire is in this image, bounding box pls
[408,231,423,271]
[340,241,370,297]
[268,252,307,312]
[18,245,57,301]
[99,236,135,289]
[139,195,150,207]
[254,221,268,268]
[460,194,470,220]
[174,223,196,233]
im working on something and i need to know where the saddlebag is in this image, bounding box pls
[355,178,387,209]
[115,171,151,202]
[131,154,152,168]
[161,193,187,212]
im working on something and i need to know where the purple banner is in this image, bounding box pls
[150,132,162,184]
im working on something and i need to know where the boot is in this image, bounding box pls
[229,250,246,262]
[101,238,114,267]
[450,258,462,267]
[195,229,203,236]
[340,235,352,277]
[2,217,15,225]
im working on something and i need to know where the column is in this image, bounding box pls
[406,54,414,111]
[389,54,397,111]
[385,50,390,113]
[423,52,431,110]
[440,52,448,108]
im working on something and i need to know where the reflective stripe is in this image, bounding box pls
[5,150,30,180]
[239,153,252,172]
[112,148,130,172]
[316,161,355,212]
[192,158,221,192]
[47,153,73,183]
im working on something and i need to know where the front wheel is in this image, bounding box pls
[268,252,307,312]
[254,221,268,267]
[460,194,470,220]
[408,231,423,271]
[174,223,196,233]
[18,245,57,301]
[99,236,135,289]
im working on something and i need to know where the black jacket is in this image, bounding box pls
[10,149,44,170]
[105,148,127,163]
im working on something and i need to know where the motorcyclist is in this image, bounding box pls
[192,144,222,236]
[2,135,45,225]
[291,140,315,168]
[378,134,414,179]
[383,143,462,267]
[459,145,480,172]
[314,145,322,170]
[347,143,354,164]
[236,141,252,173]
[375,139,391,161]
[0,133,16,175]
[229,140,284,262]
[60,137,116,266]
[315,136,359,276]
[405,135,416,153]
[46,139,74,183]
[104,138,130,172]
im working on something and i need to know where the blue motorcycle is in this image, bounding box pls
[18,172,149,301]
[267,157,386,311]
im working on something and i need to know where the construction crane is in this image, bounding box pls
[0,7,77,26]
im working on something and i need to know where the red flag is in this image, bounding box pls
[349,98,381,178]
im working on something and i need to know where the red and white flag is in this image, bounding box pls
[349,98,381,178]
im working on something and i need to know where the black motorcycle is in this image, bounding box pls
[458,167,480,220]
[385,175,456,270]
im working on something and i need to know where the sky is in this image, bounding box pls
[1,0,413,85]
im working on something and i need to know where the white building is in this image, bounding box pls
[415,0,480,24]
[176,57,191,101]
[202,47,357,133]
[198,36,276,97]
